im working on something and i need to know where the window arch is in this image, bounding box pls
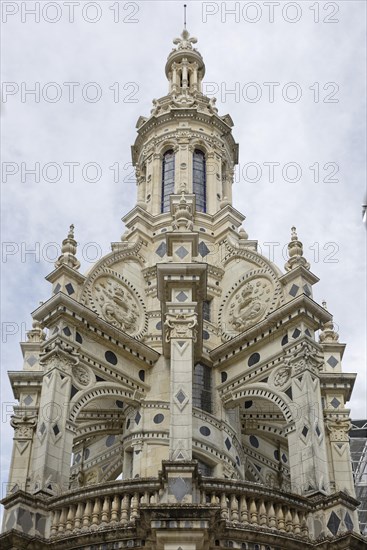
[161,149,175,213]
[193,149,206,212]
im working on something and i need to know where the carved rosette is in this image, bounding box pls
[219,271,280,340]
[164,312,198,342]
[85,269,147,339]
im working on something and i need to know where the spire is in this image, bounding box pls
[319,301,339,343]
[55,224,81,270]
[183,3,187,30]
[284,226,310,272]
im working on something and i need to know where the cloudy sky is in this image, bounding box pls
[1,0,366,501]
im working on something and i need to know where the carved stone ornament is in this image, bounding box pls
[164,312,198,342]
[273,366,291,388]
[73,365,91,387]
[326,419,351,442]
[87,271,146,338]
[220,274,277,339]
[287,341,323,375]
[11,413,37,439]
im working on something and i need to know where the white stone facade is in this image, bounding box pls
[1,30,365,550]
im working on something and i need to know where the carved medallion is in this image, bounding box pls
[73,365,91,387]
[85,270,147,339]
[220,272,280,340]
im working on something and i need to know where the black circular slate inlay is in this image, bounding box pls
[248,353,260,367]
[249,435,259,448]
[244,400,253,409]
[105,351,117,365]
[75,332,83,344]
[153,414,164,424]
[106,435,115,447]
[116,400,124,409]
[221,372,228,383]
[139,370,145,382]
[203,330,210,340]
[200,426,211,437]
[83,448,90,460]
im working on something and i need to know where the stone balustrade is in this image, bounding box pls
[199,480,311,538]
[48,478,311,540]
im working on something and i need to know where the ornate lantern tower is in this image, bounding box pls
[1,30,365,550]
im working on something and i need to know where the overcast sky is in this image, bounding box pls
[1,0,366,503]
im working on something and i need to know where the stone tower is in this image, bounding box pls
[1,29,365,550]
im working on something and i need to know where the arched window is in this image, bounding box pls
[161,149,175,213]
[193,149,206,212]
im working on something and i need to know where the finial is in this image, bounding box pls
[27,318,46,343]
[173,29,197,50]
[55,225,81,270]
[238,227,248,240]
[319,301,339,343]
[184,4,187,30]
[284,226,310,272]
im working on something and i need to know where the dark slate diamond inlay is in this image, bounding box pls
[302,426,309,438]
[198,241,210,258]
[65,283,74,295]
[176,246,189,259]
[135,412,141,425]
[344,511,354,531]
[315,425,321,437]
[53,424,60,436]
[284,386,293,400]
[24,395,33,406]
[292,328,301,339]
[39,423,46,435]
[225,437,232,450]
[63,326,71,336]
[289,284,299,297]
[327,356,338,368]
[176,291,188,303]
[176,389,186,404]
[327,511,341,536]
[18,508,33,534]
[54,283,61,294]
[305,328,312,337]
[330,397,341,409]
[155,242,167,258]
[27,355,37,367]
[168,477,190,502]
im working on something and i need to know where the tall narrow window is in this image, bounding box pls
[193,362,212,413]
[161,150,175,213]
[193,149,206,212]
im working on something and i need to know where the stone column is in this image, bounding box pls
[286,341,331,495]
[30,340,78,495]
[7,409,37,493]
[165,302,197,461]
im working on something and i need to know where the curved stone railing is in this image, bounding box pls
[48,478,311,540]
[49,479,161,538]
[199,479,311,538]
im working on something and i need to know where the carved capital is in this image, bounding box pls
[11,412,37,439]
[325,418,351,442]
[164,312,198,342]
[40,338,79,373]
[287,342,323,376]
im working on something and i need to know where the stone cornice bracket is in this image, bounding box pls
[39,337,80,372]
[164,311,198,343]
[284,226,310,272]
[286,340,323,376]
[54,224,80,270]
